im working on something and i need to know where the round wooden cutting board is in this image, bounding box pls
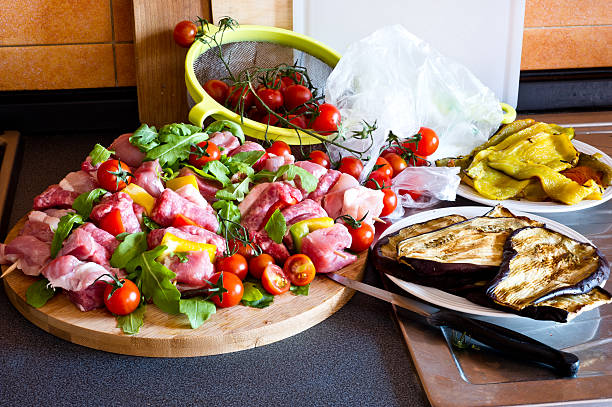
[2,217,367,357]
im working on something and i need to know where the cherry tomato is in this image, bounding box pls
[188,141,221,168]
[406,154,429,167]
[208,272,244,308]
[312,103,341,133]
[216,253,248,281]
[410,127,439,157]
[99,208,125,236]
[283,85,313,111]
[203,80,229,105]
[261,264,290,295]
[172,214,199,228]
[338,156,364,180]
[255,88,284,113]
[346,222,374,253]
[281,72,304,87]
[380,188,398,217]
[365,170,391,189]
[249,253,275,279]
[295,100,319,115]
[382,153,407,176]
[104,278,140,315]
[228,239,255,260]
[398,189,422,201]
[375,156,393,179]
[266,140,292,157]
[285,114,307,129]
[260,113,280,127]
[227,85,254,110]
[308,150,330,169]
[283,254,316,286]
[264,77,287,93]
[173,20,197,48]
[98,159,132,192]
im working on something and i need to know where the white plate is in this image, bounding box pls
[382,206,593,318]
[457,140,612,213]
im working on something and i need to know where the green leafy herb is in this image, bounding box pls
[241,282,264,302]
[88,144,114,165]
[202,160,231,186]
[170,252,190,263]
[290,283,310,296]
[205,120,245,144]
[215,176,252,202]
[110,232,148,269]
[142,215,161,231]
[229,150,265,166]
[26,279,57,308]
[130,124,159,152]
[212,200,241,235]
[264,209,286,244]
[159,123,202,141]
[72,188,108,219]
[241,280,274,308]
[254,164,318,193]
[50,213,84,258]
[179,297,216,329]
[115,232,130,241]
[145,128,208,168]
[116,304,146,335]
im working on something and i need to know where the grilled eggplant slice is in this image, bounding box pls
[487,227,610,311]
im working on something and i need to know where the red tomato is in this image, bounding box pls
[312,103,341,133]
[252,152,269,171]
[295,100,319,115]
[283,85,313,111]
[188,141,220,168]
[338,156,364,180]
[249,254,275,279]
[227,85,254,110]
[264,77,287,93]
[382,153,407,176]
[398,189,422,201]
[365,170,391,189]
[216,253,248,281]
[406,154,429,167]
[103,278,140,315]
[380,188,398,217]
[203,80,229,105]
[266,140,292,156]
[208,272,244,308]
[255,88,284,113]
[285,114,307,129]
[260,113,280,127]
[261,264,290,295]
[172,214,199,228]
[99,208,125,236]
[173,20,197,48]
[228,239,255,260]
[98,159,132,192]
[346,222,374,253]
[247,107,264,122]
[308,150,330,169]
[283,254,316,286]
[410,127,439,157]
[281,72,304,86]
[375,157,393,179]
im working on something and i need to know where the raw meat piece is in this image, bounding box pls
[59,170,98,194]
[20,209,70,243]
[253,230,290,263]
[208,131,240,155]
[301,224,356,274]
[42,255,114,292]
[90,192,142,233]
[81,156,101,177]
[44,208,75,219]
[33,185,79,210]
[148,226,226,257]
[263,153,295,172]
[238,183,270,216]
[281,199,328,226]
[65,280,107,311]
[178,167,222,203]
[162,251,214,286]
[0,235,51,276]
[109,133,145,167]
[326,186,384,226]
[175,184,214,213]
[133,203,145,225]
[151,188,219,232]
[133,159,164,197]
[239,182,303,232]
[228,141,267,169]
[309,169,341,202]
[294,161,329,197]
[58,223,118,266]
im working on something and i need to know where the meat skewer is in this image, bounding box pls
[1,261,19,278]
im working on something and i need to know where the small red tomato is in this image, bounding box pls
[308,150,331,169]
[312,103,341,133]
[261,264,290,295]
[208,272,244,308]
[173,20,197,48]
[249,253,275,279]
[260,113,280,127]
[411,127,439,157]
[338,156,364,180]
[216,253,248,281]
[188,141,221,168]
[382,153,408,176]
[283,254,316,286]
[266,140,292,157]
[203,80,229,105]
[98,159,132,192]
[99,208,125,236]
[255,88,284,113]
[228,239,255,260]
[380,188,398,217]
[406,154,429,167]
[281,72,305,87]
[365,170,391,189]
[398,189,422,201]
[375,157,393,179]
[283,85,313,111]
[285,114,307,129]
[227,85,254,110]
[345,222,374,253]
[103,278,140,315]
[264,77,286,93]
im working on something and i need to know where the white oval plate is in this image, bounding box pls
[457,140,612,213]
[382,206,593,318]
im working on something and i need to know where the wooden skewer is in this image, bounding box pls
[1,261,19,278]
[333,250,349,259]
[373,217,386,224]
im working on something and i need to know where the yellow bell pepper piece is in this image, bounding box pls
[166,175,199,192]
[121,183,155,215]
[290,217,334,252]
[160,232,216,263]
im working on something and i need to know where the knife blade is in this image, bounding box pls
[327,272,580,377]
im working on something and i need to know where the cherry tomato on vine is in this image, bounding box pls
[398,189,422,201]
[229,239,255,260]
[208,272,244,308]
[410,127,439,157]
[285,114,307,129]
[173,20,198,48]
[407,154,429,167]
[365,170,391,189]
[103,278,140,315]
[346,222,374,253]
[203,80,229,105]
[261,264,290,295]
[312,103,341,133]
[216,253,248,281]
[266,140,292,157]
[188,141,220,168]
[375,156,393,179]
[264,77,287,93]
[227,85,254,110]
[249,253,275,279]
[98,159,132,192]
[382,153,408,176]
[283,254,316,286]
[380,188,398,217]
[281,72,304,87]
[260,113,280,127]
[255,88,284,113]
[338,156,364,180]
[283,85,313,111]
[308,150,330,169]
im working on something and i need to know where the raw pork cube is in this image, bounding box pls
[301,224,356,274]
[162,251,215,287]
[208,131,240,155]
[0,235,50,276]
[109,133,145,167]
[33,185,79,210]
[151,188,219,232]
[133,159,164,197]
[90,192,142,233]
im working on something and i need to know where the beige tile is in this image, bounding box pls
[525,0,612,27]
[115,43,136,86]
[521,26,612,70]
[112,0,135,42]
[0,44,115,90]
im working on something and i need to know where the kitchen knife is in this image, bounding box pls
[327,272,580,377]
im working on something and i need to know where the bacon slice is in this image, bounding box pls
[42,255,113,292]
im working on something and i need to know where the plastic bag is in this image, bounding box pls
[325,25,503,179]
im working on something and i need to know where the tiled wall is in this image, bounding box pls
[0,0,610,91]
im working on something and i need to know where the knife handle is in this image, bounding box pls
[427,310,579,377]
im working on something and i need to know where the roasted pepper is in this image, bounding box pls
[160,232,216,262]
[290,217,334,252]
[166,175,199,191]
[121,183,155,215]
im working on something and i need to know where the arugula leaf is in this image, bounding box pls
[179,297,216,329]
[159,123,202,141]
[241,280,274,308]
[72,188,108,218]
[229,150,265,166]
[253,164,318,193]
[130,124,159,152]
[26,279,57,308]
[50,213,84,258]
[215,176,252,202]
[142,215,161,231]
[145,132,208,168]
[89,144,114,165]
[264,209,286,244]
[116,304,146,335]
[290,283,310,296]
[110,232,148,269]
[205,120,245,144]
[212,200,241,235]
[201,160,231,186]
[242,282,263,302]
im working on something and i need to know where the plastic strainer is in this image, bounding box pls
[185,24,341,145]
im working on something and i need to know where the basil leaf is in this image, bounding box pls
[205,120,245,144]
[215,176,252,202]
[241,280,274,308]
[72,188,108,219]
[26,279,57,308]
[229,150,265,166]
[116,304,146,335]
[145,132,208,168]
[290,283,310,296]
[50,213,84,258]
[89,144,114,165]
[264,209,286,244]
[212,200,241,235]
[179,297,216,329]
[110,231,148,269]
[142,215,161,231]
[242,282,264,302]
[130,124,159,152]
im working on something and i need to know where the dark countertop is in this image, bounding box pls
[0,131,430,407]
